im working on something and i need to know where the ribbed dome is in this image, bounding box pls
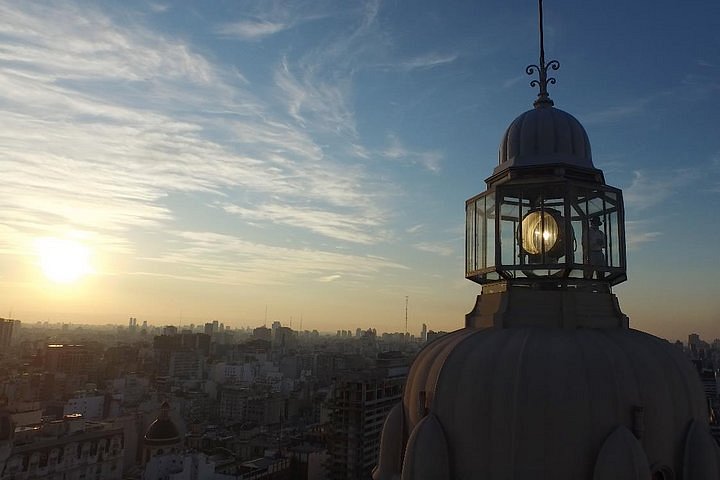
[498,105,594,170]
[399,327,709,479]
[144,401,180,445]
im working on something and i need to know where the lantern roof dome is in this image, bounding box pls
[492,0,595,176]
[496,103,594,172]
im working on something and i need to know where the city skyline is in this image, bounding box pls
[1,0,719,340]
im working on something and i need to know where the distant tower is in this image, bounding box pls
[404,296,408,337]
[374,2,720,479]
[0,319,14,348]
[420,323,427,343]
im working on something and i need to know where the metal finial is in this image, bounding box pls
[525,0,560,107]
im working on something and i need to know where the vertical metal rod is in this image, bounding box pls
[602,195,608,273]
[405,296,408,336]
[608,207,614,268]
[539,0,546,69]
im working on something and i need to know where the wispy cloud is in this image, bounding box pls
[318,274,341,282]
[502,73,526,89]
[0,1,391,281]
[413,241,456,257]
[380,134,442,172]
[275,57,356,135]
[213,0,331,41]
[149,3,169,13]
[221,202,386,245]
[625,223,662,247]
[390,52,459,71]
[623,169,697,211]
[271,0,389,137]
[215,20,287,40]
[581,101,649,126]
[625,217,662,247]
[142,231,406,286]
[621,169,699,249]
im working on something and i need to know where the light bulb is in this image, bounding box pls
[520,211,559,255]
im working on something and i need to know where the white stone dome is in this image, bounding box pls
[375,326,720,479]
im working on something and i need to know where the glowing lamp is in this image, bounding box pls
[519,209,564,258]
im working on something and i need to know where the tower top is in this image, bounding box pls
[526,0,560,108]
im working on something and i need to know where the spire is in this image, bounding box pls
[526,0,560,108]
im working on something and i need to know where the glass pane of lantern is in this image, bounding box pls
[475,197,485,270]
[568,186,586,274]
[543,196,566,263]
[466,200,475,274]
[486,193,495,269]
[604,191,619,269]
[570,215,583,271]
[500,195,521,268]
[607,210,620,268]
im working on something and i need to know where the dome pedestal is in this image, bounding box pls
[465,286,629,330]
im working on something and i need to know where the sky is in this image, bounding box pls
[0,0,718,341]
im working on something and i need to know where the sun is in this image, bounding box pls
[34,237,92,284]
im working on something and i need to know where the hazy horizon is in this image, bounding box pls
[1,0,719,341]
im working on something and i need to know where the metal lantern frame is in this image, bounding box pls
[466,177,627,287]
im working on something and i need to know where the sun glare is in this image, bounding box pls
[34,237,92,284]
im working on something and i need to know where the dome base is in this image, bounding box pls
[465,287,629,330]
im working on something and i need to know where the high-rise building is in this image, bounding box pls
[0,318,17,348]
[253,325,272,341]
[44,344,94,375]
[328,358,407,480]
[374,3,719,479]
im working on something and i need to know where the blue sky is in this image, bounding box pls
[0,0,718,340]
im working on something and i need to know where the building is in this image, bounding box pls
[63,391,106,421]
[0,412,124,480]
[44,344,94,375]
[374,4,720,479]
[253,326,272,342]
[327,363,406,480]
[153,332,210,377]
[272,327,297,353]
[0,319,18,348]
[142,401,182,465]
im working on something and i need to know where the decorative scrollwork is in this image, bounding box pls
[526,0,560,106]
[526,60,560,101]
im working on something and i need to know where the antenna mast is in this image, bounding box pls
[405,296,408,337]
[526,0,560,107]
